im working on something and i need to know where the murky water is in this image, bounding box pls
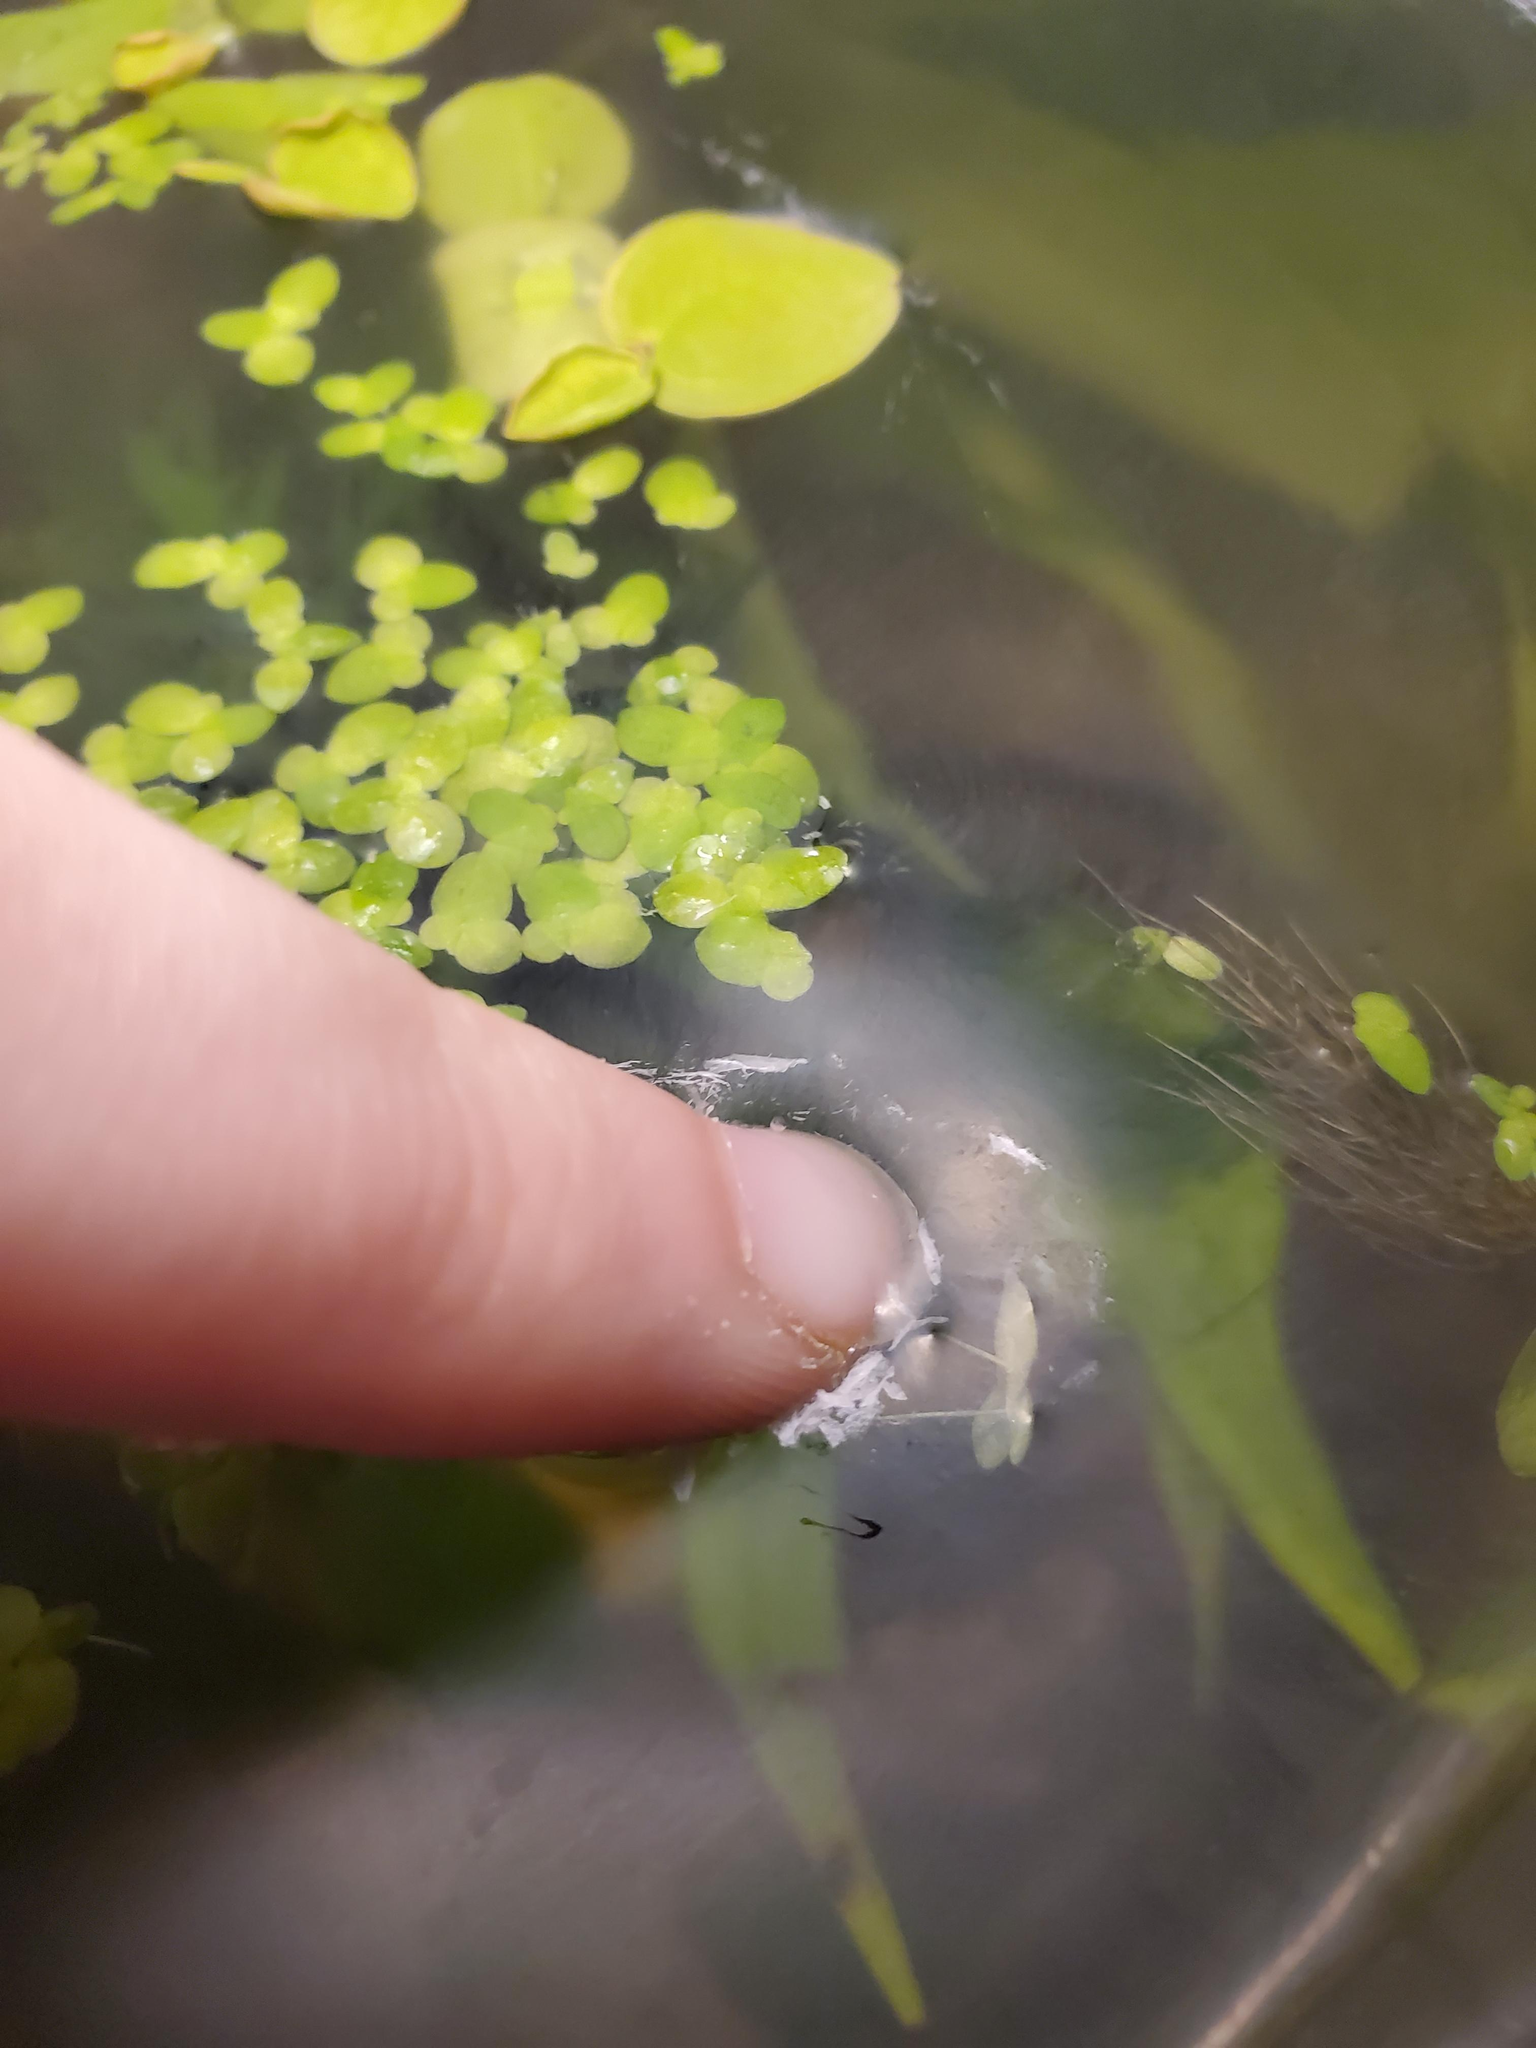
[11,0,1536,2042]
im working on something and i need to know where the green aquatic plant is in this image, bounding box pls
[312,363,506,480]
[109,527,851,998]
[200,255,340,387]
[604,212,903,420]
[304,0,466,68]
[1128,925,1223,982]
[1350,991,1433,1096]
[417,75,631,234]
[654,25,724,88]
[0,582,81,673]
[681,1438,926,2028]
[0,1586,95,1776]
[643,455,737,530]
[541,528,596,579]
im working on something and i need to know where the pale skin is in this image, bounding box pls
[0,722,910,1456]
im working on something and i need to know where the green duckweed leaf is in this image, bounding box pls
[1163,935,1224,982]
[1497,1329,1536,1477]
[543,528,596,579]
[0,1655,79,1776]
[604,212,902,419]
[125,680,220,734]
[697,910,814,999]
[504,343,656,441]
[1496,1112,1536,1182]
[417,75,631,234]
[251,109,417,221]
[1109,1153,1421,1691]
[265,255,340,329]
[386,794,463,865]
[600,570,669,646]
[318,418,384,457]
[134,537,223,587]
[643,454,737,528]
[654,24,723,87]
[399,561,476,610]
[0,671,77,728]
[306,0,467,68]
[200,309,270,352]
[1472,1073,1521,1117]
[571,444,641,499]
[1351,991,1433,1094]
[254,655,313,711]
[325,642,424,703]
[243,332,314,385]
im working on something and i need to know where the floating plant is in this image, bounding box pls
[654,24,724,88]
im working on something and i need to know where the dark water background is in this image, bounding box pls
[9,0,1536,2042]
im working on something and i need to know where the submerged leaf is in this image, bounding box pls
[1144,1394,1230,1700]
[680,1439,925,2028]
[433,219,620,403]
[603,211,902,419]
[504,342,655,440]
[1497,1329,1536,1477]
[306,0,467,67]
[1110,1153,1422,1691]
[417,74,631,234]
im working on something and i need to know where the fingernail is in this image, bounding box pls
[715,1125,930,1351]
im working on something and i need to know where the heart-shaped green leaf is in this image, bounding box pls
[417,75,631,233]
[604,211,902,419]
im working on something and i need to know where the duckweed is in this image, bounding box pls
[643,456,736,529]
[543,529,597,579]
[0,584,81,672]
[0,1586,94,1775]
[1351,991,1433,1095]
[0,670,77,727]
[654,25,724,87]
[201,256,339,387]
